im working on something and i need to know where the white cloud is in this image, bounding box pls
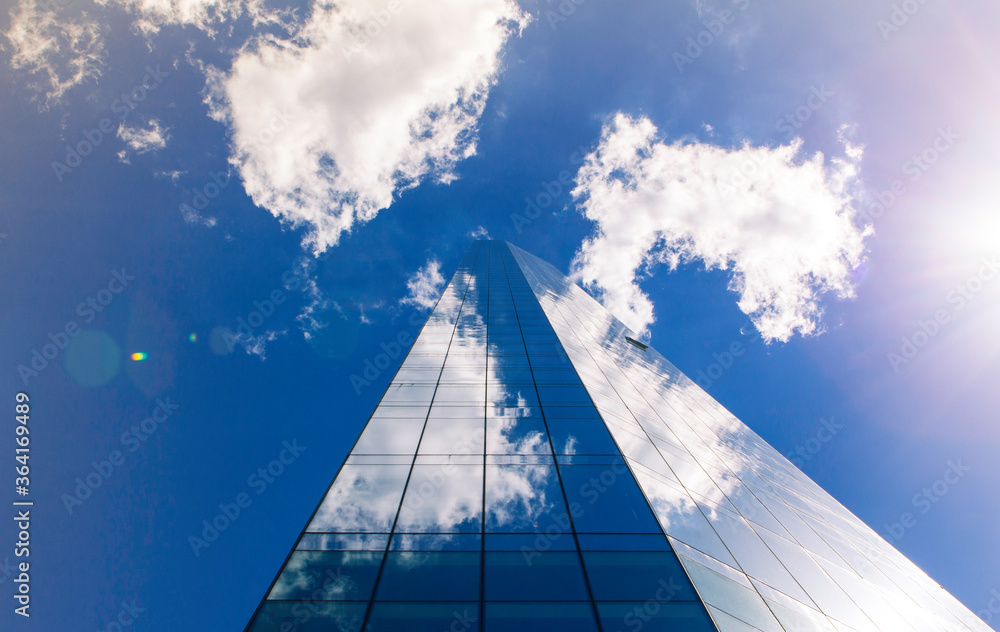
[96,0,290,38]
[3,0,104,108]
[285,256,336,339]
[469,225,491,239]
[240,329,285,359]
[117,118,169,155]
[571,113,868,343]
[401,258,445,310]
[204,0,529,253]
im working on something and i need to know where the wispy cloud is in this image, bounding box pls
[470,225,491,239]
[3,0,104,108]
[571,113,868,343]
[401,258,445,311]
[203,0,529,253]
[97,0,292,38]
[117,118,169,158]
[238,329,286,359]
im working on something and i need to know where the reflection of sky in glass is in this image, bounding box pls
[250,241,990,632]
[510,242,992,632]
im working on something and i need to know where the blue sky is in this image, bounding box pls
[1,0,998,629]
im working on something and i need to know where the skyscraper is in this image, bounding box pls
[245,240,992,632]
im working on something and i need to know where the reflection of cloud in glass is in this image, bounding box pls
[486,465,558,531]
[306,465,410,533]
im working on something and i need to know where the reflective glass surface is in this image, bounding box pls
[247,241,991,632]
[509,241,993,632]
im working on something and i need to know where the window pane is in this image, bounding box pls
[485,464,569,533]
[366,602,478,632]
[249,601,365,632]
[268,551,382,601]
[396,465,483,533]
[375,552,480,601]
[545,418,620,455]
[595,602,716,632]
[558,465,662,533]
[484,603,598,632]
[306,465,410,533]
[582,551,699,602]
[485,551,589,601]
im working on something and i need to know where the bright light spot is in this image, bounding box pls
[131,352,148,361]
[188,333,197,342]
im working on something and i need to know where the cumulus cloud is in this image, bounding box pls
[117,118,169,156]
[571,113,868,343]
[3,0,104,108]
[401,258,445,310]
[204,0,529,253]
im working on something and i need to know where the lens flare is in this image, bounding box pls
[131,352,148,361]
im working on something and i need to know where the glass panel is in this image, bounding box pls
[595,602,717,632]
[484,602,599,632]
[375,552,481,601]
[249,601,366,632]
[581,551,699,602]
[418,418,484,454]
[558,464,662,533]
[545,418,621,455]
[484,551,589,601]
[389,533,481,551]
[575,534,670,551]
[353,417,425,455]
[486,417,550,455]
[365,602,478,632]
[680,557,783,632]
[484,533,577,552]
[268,551,382,601]
[297,534,390,551]
[396,464,483,533]
[485,464,568,533]
[306,465,410,533]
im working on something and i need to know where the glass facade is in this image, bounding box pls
[245,240,992,632]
